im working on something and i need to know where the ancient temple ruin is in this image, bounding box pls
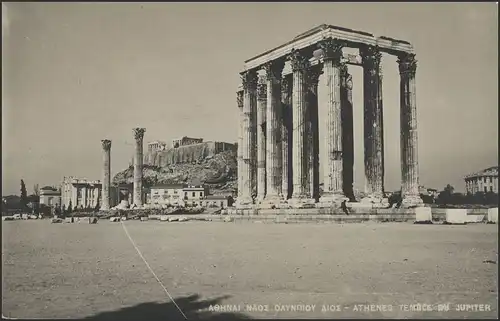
[236,24,423,209]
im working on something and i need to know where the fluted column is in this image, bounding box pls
[256,76,267,201]
[360,46,387,206]
[281,74,293,200]
[133,128,145,206]
[340,66,355,201]
[262,60,285,207]
[288,49,315,208]
[318,38,348,206]
[237,70,258,208]
[101,139,111,211]
[398,53,423,207]
[236,91,244,200]
[306,65,322,202]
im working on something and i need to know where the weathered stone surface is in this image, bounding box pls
[414,207,432,222]
[487,207,498,223]
[445,209,467,224]
[51,218,63,224]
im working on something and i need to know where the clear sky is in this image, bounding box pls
[2,2,498,196]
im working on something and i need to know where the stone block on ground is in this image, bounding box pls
[223,216,234,222]
[178,216,189,222]
[168,217,179,222]
[487,208,498,223]
[2,216,14,221]
[414,207,432,223]
[89,217,98,224]
[445,209,467,224]
[140,216,149,221]
[22,214,29,220]
[65,217,74,223]
[109,217,120,222]
[51,218,63,223]
[160,215,169,221]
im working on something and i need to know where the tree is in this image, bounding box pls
[437,184,455,205]
[33,184,40,197]
[20,180,28,208]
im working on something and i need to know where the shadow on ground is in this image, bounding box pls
[83,294,251,321]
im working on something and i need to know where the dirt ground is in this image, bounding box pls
[2,220,498,320]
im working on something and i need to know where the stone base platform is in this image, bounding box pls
[224,207,419,223]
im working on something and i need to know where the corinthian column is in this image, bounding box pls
[256,76,267,201]
[360,46,388,207]
[101,139,111,210]
[288,49,315,208]
[237,70,258,208]
[341,66,355,201]
[318,38,348,206]
[398,53,423,207]
[133,128,145,206]
[236,90,244,200]
[281,74,293,200]
[306,65,322,202]
[262,60,286,208]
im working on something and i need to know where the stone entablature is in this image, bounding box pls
[243,24,413,72]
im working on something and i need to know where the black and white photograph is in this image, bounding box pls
[1,2,498,320]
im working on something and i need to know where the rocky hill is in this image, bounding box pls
[113,150,237,194]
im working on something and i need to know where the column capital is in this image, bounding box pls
[306,64,323,89]
[397,52,417,76]
[236,90,243,108]
[263,60,285,83]
[317,37,345,65]
[101,139,111,151]
[288,49,310,72]
[133,128,145,141]
[241,70,258,91]
[257,76,267,102]
[360,45,382,72]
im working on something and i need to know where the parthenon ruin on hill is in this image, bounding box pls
[236,24,423,209]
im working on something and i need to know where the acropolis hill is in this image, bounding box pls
[112,138,238,194]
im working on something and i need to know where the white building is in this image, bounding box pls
[61,176,118,210]
[149,184,209,206]
[39,186,61,208]
[464,166,498,194]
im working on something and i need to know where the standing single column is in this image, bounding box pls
[82,186,87,208]
[318,38,348,206]
[281,74,293,200]
[398,53,423,207]
[237,70,258,208]
[236,91,244,200]
[262,60,285,207]
[101,139,111,210]
[288,49,315,208]
[306,65,322,202]
[256,76,267,201]
[341,66,355,201]
[360,46,388,207]
[133,128,145,207]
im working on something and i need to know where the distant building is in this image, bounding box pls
[200,195,232,208]
[149,184,210,206]
[464,166,498,194]
[172,136,203,148]
[61,177,118,209]
[148,141,167,152]
[39,186,61,208]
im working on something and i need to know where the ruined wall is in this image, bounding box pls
[145,141,236,167]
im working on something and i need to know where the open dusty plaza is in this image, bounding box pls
[2,219,498,320]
